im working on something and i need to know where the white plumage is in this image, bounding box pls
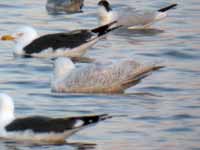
[52,57,163,93]
[12,26,38,56]
[0,94,15,134]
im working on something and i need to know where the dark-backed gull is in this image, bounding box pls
[1,21,120,58]
[0,93,111,144]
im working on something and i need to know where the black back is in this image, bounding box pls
[91,21,117,36]
[5,115,108,133]
[98,0,112,12]
[23,30,93,54]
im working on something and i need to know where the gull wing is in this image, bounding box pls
[57,60,142,93]
[23,30,94,55]
[118,8,158,27]
[56,60,163,93]
[6,114,110,133]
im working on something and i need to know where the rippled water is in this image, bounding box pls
[0,0,199,150]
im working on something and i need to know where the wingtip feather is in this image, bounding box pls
[98,114,112,121]
[158,4,178,12]
[152,65,165,71]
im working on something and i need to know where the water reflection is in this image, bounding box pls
[0,140,96,150]
[67,142,96,150]
[114,28,164,37]
[47,9,83,16]
[28,91,163,99]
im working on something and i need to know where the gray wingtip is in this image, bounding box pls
[152,65,165,71]
[91,20,118,36]
[99,114,112,121]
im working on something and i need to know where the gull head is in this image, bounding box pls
[0,93,15,130]
[98,0,116,26]
[98,0,112,12]
[1,26,38,55]
[54,57,75,80]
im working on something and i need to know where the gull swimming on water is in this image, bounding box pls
[1,21,120,58]
[0,93,111,144]
[46,0,84,14]
[52,57,164,93]
[98,0,177,29]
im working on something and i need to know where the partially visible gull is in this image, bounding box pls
[52,57,164,93]
[46,0,84,14]
[1,21,120,58]
[0,93,111,144]
[98,0,177,29]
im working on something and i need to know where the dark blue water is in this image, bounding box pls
[0,0,199,150]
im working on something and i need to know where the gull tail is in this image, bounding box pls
[158,4,177,12]
[91,21,121,36]
[121,65,164,89]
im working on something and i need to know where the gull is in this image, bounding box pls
[0,93,111,144]
[98,0,177,29]
[46,0,84,14]
[52,57,164,93]
[1,21,119,58]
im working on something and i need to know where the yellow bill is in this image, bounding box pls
[1,35,15,41]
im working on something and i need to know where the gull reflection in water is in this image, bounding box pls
[0,139,96,150]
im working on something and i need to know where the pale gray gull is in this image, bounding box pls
[52,57,164,93]
[98,0,177,29]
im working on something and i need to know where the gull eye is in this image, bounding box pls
[16,33,24,37]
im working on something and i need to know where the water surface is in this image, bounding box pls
[0,0,199,150]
